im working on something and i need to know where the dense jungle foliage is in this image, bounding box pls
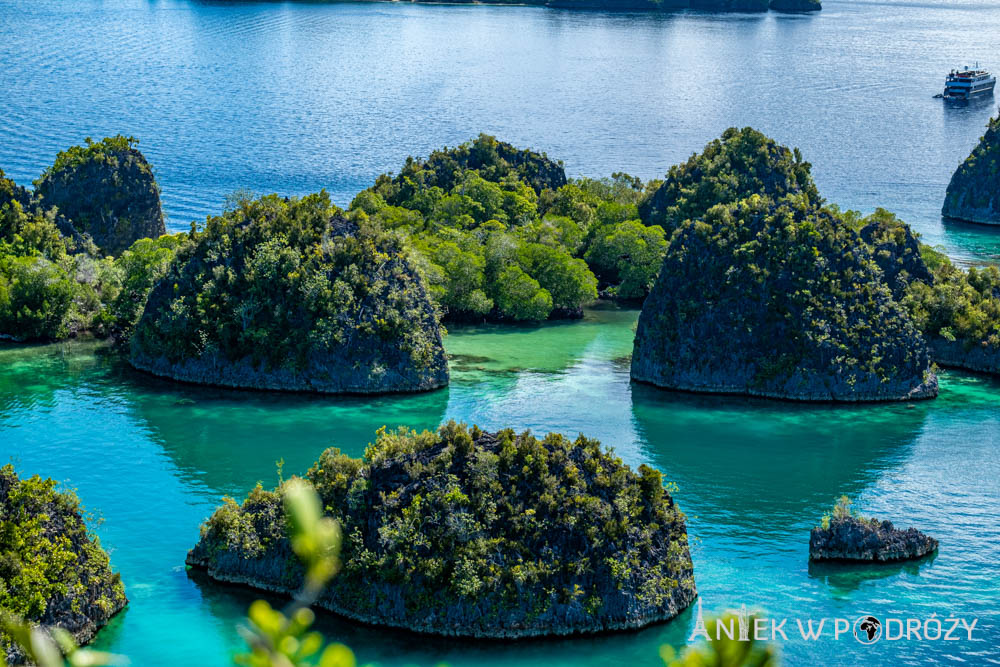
[5,129,1000,385]
[350,134,666,320]
[1,140,182,344]
[131,191,446,381]
[639,127,822,231]
[838,205,1000,354]
[191,422,695,636]
[0,466,126,664]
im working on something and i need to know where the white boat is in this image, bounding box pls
[943,64,996,100]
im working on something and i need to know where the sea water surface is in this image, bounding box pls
[3,0,1000,262]
[2,306,999,666]
[3,0,1000,665]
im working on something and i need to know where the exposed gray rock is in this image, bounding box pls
[631,199,938,402]
[1,466,128,665]
[810,516,938,562]
[926,336,1000,375]
[187,425,697,638]
[130,195,449,395]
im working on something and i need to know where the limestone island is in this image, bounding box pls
[130,191,449,393]
[768,0,821,12]
[809,497,938,562]
[34,135,166,256]
[545,0,820,12]
[0,465,127,665]
[631,129,937,401]
[187,422,697,638]
[943,115,1000,226]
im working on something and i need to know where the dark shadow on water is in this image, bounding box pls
[808,551,938,597]
[941,93,996,114]
[102,354,451,497]
[628,381,931,528]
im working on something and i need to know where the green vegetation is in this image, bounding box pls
[661,611,778,666]
[819,495,855,531]
[102,233,189,342]
[902,256,1000,351]
[1,166,184,342]
[34,135,165,256]
[351,135,665,320]
[130,191,448,392]
[37,136,140,180]
[0,169,116,341]
[189,421,696,637]
[639,127,821,231]
[0,465,127,665]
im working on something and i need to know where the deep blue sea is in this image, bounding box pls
[2,0,1000,260]
[2,1,1000,665]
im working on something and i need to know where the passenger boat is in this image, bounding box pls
[942,64,996,100]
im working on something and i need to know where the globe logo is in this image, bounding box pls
[853,615,882,644]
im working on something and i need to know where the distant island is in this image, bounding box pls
[391,0,821,13]
[545,0,820,12]
[187,422,697,638]
[213,0,822,12]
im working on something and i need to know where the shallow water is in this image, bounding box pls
[3,0,1000,263]
[2,305,999,665]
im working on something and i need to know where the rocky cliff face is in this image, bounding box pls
[942,115,1000,225]
[130,193,449,394]
[810,516,938,562]
[631,197,937,402]
[0,466,127,665]
[34,136,165,255]
[926,336,1000,375]
[187,423,696,638]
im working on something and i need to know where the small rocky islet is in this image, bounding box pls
[187,422,697,638]
[0,465,127,664]
[809,499,938,563]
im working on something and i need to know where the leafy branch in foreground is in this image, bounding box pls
[234,478,353,667]
[661,613,778,666]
